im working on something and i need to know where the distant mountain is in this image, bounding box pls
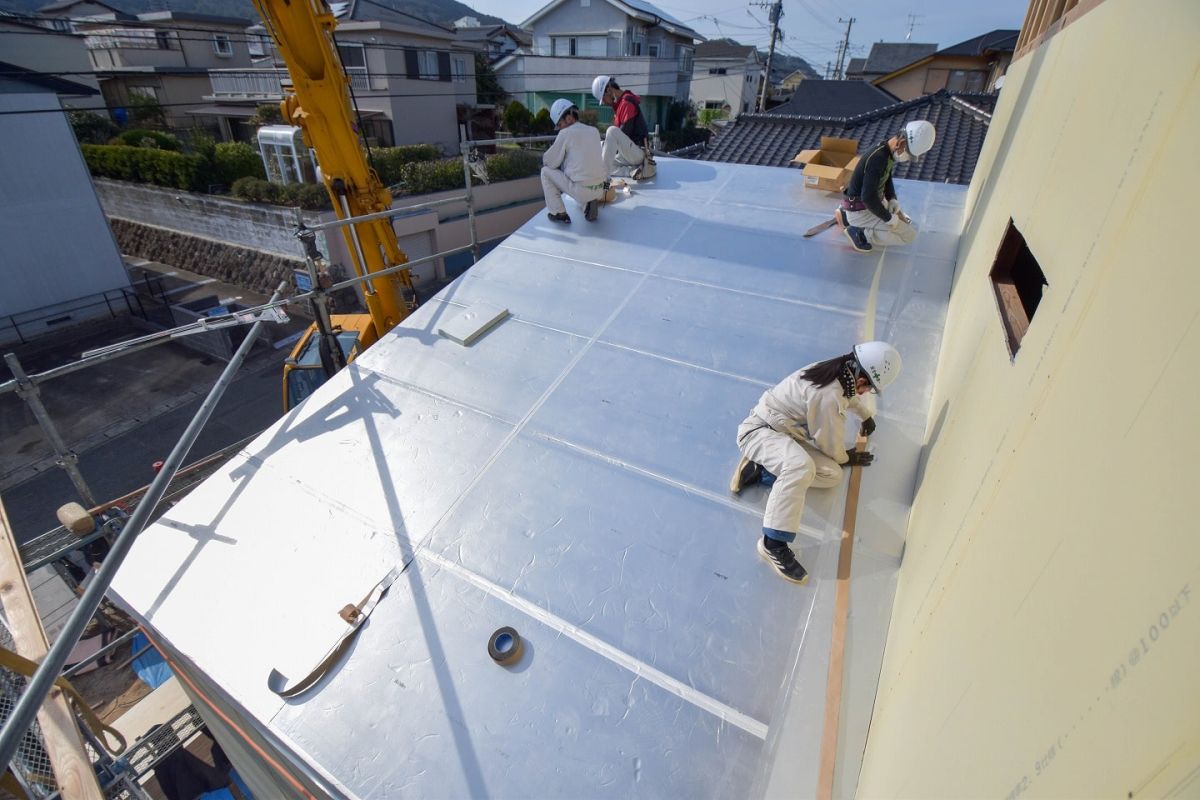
[0,0,506,27]
[765,52,821,82]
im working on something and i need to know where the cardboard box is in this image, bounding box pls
[791,136,860,192]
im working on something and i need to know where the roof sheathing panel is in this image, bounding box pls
[111,159,966,798]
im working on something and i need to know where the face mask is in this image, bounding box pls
[894,150,912,164]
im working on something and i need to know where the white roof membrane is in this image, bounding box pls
[111,158,966,798]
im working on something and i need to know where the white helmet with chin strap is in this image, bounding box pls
[592,75,612,103]
[550,98,575,126]
[902,120,936,158]
[853,341,902,393]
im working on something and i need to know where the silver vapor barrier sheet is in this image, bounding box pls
[110,158,966,799]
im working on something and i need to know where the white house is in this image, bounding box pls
[494,0,703,130]
[690,40,760,118]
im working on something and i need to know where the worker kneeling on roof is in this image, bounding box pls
[541,99,607,224]
[730,342,901,584]
[592,75,656,181]
[836,121,936,253]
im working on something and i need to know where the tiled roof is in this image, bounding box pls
[845,57,866,75]
[769,80,897,118]
[695,41,757,60]
[937,29,1019,56]
[862,42,937,75]
[699,89,993,185]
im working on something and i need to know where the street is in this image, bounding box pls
[1,354,285,544]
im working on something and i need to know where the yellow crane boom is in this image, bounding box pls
[251,0,415,340]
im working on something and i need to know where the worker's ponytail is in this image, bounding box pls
[799,353,855,388]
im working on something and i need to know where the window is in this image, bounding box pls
[677,46,693,74]
[337,43,370,88]
[703,100,724,109]
[154,30,173,49]
[212,33,233,57]
[452,55,468,82]
[648,43,659,58]
[551,36,605,57]
[990,219,1048,357]
[128,85,158,100]
[708,67,727,75]
[418,50,438,79]
[248,33,269,57]
[581,0,590,5]
[947,69,987,93]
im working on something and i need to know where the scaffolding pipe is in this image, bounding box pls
[4,353,96,507]
[0,283,288,772]
[460,143,481,263]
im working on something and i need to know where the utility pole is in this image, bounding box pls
[824,61,832,80]
[834,16,855,80]
[754,0,783,111]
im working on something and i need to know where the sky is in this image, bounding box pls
[465,0,1029,72]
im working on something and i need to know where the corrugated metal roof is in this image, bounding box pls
[110,157,965,799]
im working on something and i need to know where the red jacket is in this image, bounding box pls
[610,90,649,145]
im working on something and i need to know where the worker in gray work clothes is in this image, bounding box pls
[729,342,902,584]
[836,120,936,253]
[541,98,607,223]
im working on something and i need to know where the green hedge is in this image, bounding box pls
[373,144,442,186]
[214,141,266,185]
[82,144,206,190]
[113,129,181,150]
[483,149,542,183]
[397,158,466,195]
[230,177,331,210]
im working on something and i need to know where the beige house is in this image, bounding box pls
[72,11,255,130]
[857,0,1200,795]
[778,68,807,93]
[873,29,1017,101]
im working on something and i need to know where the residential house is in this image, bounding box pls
[455,23,531,63]
[778,68,808,93]
[700,89,996,185]
[0,15,106,111]
[34,0,125,30]
[494,0,703,131]
[844,41,937,81]
[871,29,1018,100]
[690,40,760,118]
[72,11,256,131]
[0,70,127,344]
[204,3,478,151]
[767,79,897,119]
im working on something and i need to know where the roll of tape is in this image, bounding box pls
[488,626,523,666]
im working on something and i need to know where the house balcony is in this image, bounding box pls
[207,68,289,100]
[498,55,687,100]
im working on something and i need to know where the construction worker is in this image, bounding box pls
[729,342,902,584]
[836,120,936,253]
[541,98,607,223]
[592,75,656,180]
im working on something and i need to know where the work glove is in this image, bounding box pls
[845,451,874,467]
[860,417,876,437]
[886,198,900,214]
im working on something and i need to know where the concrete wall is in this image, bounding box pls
[0,92,128,324]
[858,1,1200,797]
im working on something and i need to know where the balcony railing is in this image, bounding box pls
[209,69,288,99]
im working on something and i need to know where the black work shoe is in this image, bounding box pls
[729,456,763,494]
[584,200,598,221]
[548,212,571,224]
[843,225,872,253]
[758,538,809,584]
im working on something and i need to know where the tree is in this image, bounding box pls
[68,111,118,144]
[475,53,507,106]
[531,108,554,135]
[502,100,533,134]
[128,93,167,128]
[251,103,283,127]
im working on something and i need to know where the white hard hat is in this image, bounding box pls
[853,341,902,393]
[592,75,611,103]
[550,98,574,126]
[903,120,936,157]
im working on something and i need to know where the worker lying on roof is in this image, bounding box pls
[593,75,657,181]
[729,342,901,584]
[836,121,936,253]
[541,99,607,224]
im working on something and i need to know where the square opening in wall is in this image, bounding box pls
[990,219,1047,357]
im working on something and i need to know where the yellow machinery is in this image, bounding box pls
[251,0,416,410]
